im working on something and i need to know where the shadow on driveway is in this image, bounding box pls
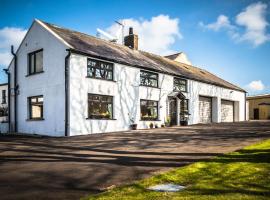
[0,121,270,200]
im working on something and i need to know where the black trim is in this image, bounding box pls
[11,45,18,132]
[3,70,10,132]
[27,49,43,75]
[26,118,44,121]
[140,99,159,121]
[87,58,114,81]
[28,95,44,120]
[65,50,71,137]
[140,70,159,88]
[88,93,114,120]
[173,77,187,92]
[69,49,246,93]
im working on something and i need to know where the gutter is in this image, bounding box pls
[65,49,71,136]
[3,69,11,132]
[11,45,18,132]
[244,92,247,121]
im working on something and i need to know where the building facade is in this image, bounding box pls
[247,94,270,120]
[7,19,246,136]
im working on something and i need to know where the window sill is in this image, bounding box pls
[26,118,44,121]
[25,71,45,77]
[86,118,117,120]
[85,76,116,82]
[140,119,161,121]
[139,85,160,89]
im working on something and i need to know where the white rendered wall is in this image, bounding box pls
[9,21,68,136]
[69,53,246,136]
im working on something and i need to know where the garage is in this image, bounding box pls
[199,96,212,123]
[221,100,234,122]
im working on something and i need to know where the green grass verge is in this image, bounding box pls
[83,139,270,200]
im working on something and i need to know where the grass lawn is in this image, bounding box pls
[83,139,270,200]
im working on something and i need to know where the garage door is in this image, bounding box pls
[221,100,234,122]
[199,96,212,123]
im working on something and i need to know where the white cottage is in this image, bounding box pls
[6,19,246,136]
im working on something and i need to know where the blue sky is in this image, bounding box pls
[0,0,269,95]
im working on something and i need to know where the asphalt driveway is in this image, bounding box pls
[0,121,270,200]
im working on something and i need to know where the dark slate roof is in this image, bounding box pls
[41,20,245,92]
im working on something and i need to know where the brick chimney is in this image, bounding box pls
[124,27,138,50]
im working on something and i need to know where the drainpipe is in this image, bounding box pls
[244,92,247,121]
[65,49,71,136]
[3,69,11,132]
[11,45,18,132]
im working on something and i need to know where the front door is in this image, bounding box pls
[254,108,259,119]
[169,97,177,125]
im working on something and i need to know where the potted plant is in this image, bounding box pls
[149,122,154,129]
[165,116,171,127]
[154,124,158,128]
[129,114,137,130]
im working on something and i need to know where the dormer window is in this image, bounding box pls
[174,77,187,92]
[87,58,113,81]
[28,49,43,75]
[140,70,158,88]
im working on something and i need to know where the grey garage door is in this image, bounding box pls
[221,100,234,122]
[199,96,212,123]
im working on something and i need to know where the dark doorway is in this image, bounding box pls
[254,108,259,120]
[169,97,177,125]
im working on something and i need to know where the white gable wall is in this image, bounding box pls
[9,21,68,136]
[69,53,246,136]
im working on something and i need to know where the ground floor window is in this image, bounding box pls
[28,95,43,119]
[140,99,158,120]
[180,99,189,114]
[88,94,113,119]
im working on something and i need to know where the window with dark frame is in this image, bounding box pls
[2,90,6,104]
[174,77,187,92]
[28,96,43,120]
[87,58,113,81]
[88,94,113,119]
[180,99,189,113]
[28,49,43,75]
[140,70,158,88]
[140,99,158,120]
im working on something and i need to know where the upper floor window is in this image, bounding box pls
[140,70,158,88]
[28,49,43,75]
[174,77,187,92]
[140,99,158,120]
[2,90,6,104]
[87,58,113,81]
[28,95,43,120]
[88,94,113,119]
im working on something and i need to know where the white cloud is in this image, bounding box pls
[106,15,181,55]
[199,2,269,46]
[247,80,265,91]
[236,2,269,46]
[199,15,235,31]
[0,27,27,67]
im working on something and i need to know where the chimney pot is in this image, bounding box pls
[129,27,133,35]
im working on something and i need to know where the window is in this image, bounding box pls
[140,100,158,120]
[88,94,113,119]
[28,96,43,120]
[140,70,158,88]
[2,90,6,104]
[174,78,187,92]
[180,99,189,113]
[28,49,43,75]
[87,58,113,80]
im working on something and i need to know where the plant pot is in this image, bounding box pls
[180,120,188,126]
[130,124,137,130]
[149,123,154,129]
